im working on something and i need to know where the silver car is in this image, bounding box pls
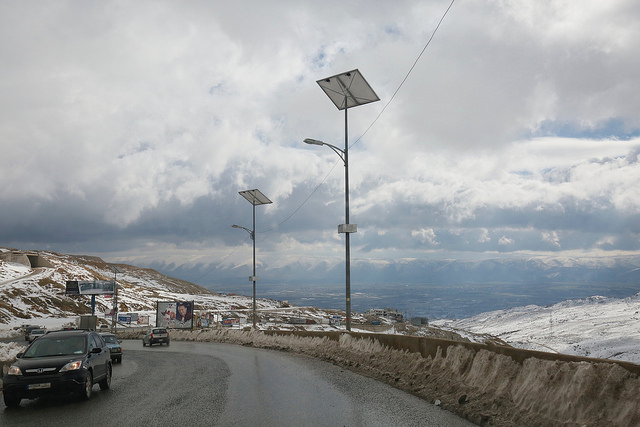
[142,328,170,346]
[28,328,47,342]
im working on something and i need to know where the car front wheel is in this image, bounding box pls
[80,371,93,400]
[3,393,20,408]
[99,364,112,390]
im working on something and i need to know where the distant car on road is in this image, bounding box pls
[27,328,47,342]
[100,333,122,363]
[23,325,41,341]
[2,329,112,408]
[142,328,170,346]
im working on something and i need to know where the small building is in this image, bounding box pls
[410,317,429,326]
[366,308,403,321]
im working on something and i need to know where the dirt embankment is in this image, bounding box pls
[117,328,640,427]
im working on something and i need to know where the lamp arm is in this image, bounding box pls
[232,224,254,240]
[326,144,346,164]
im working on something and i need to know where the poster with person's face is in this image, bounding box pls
[156,301,193,329]
[174,301,193,328]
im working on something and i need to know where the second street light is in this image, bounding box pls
[233,188,272,329]
[305,69,379,331]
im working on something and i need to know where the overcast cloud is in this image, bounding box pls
[1,0,640,279]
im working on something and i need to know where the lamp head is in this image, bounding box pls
[304,138,324,146]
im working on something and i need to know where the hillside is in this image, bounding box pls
[0,248,290,325]
[434,293,640,364]
[2,248,419,335]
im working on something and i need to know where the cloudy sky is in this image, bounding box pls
[2,0,640,282]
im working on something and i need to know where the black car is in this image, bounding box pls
[2,329,112,408]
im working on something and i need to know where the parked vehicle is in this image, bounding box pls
[27,328,47,342]
[23,325,41,341]
[76,315,97,330]
[2,329,112,408]
[142,328,170,346]
[100,333,122,363]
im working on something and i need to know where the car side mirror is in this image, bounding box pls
[91,347,102,354]
[16,352,24,358]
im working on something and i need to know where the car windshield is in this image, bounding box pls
[102,335,118,344]
[154,329,167,334]
[23,336,87,357]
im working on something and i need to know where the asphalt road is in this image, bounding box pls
[2,339,474,426]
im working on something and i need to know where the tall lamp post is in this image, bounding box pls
[305,69,379,331]
[109,265,123,332]
[233,188,272,329]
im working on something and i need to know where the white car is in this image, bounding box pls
[142,328,170,346]
[27,328,47,342]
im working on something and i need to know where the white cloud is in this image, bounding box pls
[498,236,514,246]
[542,231,561,248]
[0,0,639,278]
[411,228,439,246]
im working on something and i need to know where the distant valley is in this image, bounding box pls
[150,255,640,319]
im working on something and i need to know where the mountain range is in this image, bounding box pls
[147,254,640,319]
[149,253,640,287]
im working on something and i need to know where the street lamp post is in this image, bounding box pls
[233,188,272,329]
[306,69,379,331]
[109,265,123,332]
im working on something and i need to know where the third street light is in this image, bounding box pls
[305,69,379,331]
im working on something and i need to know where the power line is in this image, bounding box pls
[272,0,457,230]
[352,0,456,149]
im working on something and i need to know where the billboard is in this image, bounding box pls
[66,280,115,295]
[222,318,240,326]
[156,301,194,329]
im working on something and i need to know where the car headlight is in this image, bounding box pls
[60,360,83,372]
[7,365,22,376]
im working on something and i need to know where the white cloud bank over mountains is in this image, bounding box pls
[1,1,639,286]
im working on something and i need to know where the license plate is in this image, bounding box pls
[27,383,51,390]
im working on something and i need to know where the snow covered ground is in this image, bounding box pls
[433,293,640,364]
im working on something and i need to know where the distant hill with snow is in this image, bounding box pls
[434,292,640,364]
[0,248,292,326]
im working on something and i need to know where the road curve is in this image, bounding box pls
[2,340,474,426]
